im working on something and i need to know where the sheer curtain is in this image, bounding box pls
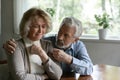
[13,0,39,34]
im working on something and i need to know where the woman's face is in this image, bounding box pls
[27,16,47,41]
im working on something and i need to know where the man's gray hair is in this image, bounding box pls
[59,17,83,37]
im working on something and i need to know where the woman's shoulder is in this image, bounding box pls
[15,38,25,48]
[40,39,53,52]
[40,39,52,45]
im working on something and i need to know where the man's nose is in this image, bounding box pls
[58,34,64,40]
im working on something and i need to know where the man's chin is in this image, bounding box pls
[56,42,70,49]
[56,44,67,49]
[57,46,65,49]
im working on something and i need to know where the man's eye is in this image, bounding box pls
[58,32,63,36]
[64,34,68,37]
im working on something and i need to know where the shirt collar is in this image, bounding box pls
[23,37,41,47]
[65,43,74,51]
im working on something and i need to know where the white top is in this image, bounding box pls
[23,38,45,74]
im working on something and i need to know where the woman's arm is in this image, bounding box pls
[43,58,63,80]
[6,43,47,80]
[31,44,63,80]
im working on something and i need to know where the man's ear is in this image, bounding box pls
[74,38,80,42]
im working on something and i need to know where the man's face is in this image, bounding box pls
[56,25,76,49]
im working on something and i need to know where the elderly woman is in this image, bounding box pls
[6,7,62,80]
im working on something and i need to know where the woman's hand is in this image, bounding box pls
[31,44,49,63]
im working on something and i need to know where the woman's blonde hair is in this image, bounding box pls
[19,7,52,37]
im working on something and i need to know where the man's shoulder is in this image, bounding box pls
[74,40,84,45]
[43,34,56,41]
[71,40,86,49]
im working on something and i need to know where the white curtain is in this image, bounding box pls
[13,0,39,34]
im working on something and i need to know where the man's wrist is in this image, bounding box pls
[66,55,73,64]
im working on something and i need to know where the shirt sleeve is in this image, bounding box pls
[42,58,62,80]
[70,41,93,75]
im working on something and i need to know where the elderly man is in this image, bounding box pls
[4,17,93,75]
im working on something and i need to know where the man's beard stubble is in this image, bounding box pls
[56,39,71,49]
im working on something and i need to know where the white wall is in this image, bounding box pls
[81,39,120,66]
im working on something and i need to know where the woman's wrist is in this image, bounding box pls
[38,51,49,63]
[42,58,49,65]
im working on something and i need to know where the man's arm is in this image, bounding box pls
[52,41,93,75]
[70,41,93,75]
[3,39,16,53]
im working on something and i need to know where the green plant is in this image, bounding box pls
[46,8,55,17]
[94,13,112,29]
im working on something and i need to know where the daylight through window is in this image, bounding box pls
[14,0,120,39]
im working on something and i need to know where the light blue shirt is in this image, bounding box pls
[44,35,93,75]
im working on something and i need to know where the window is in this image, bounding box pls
[14,0,120,39]
[13,0,39,34]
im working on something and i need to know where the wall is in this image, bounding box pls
[81,39,120,66]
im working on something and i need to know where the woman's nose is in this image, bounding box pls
[38,27,42,33]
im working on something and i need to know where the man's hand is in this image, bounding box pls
[3,39,16,54]
[53,48,72,64]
